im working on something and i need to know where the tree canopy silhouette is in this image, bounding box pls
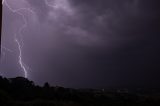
[0,76,160,106]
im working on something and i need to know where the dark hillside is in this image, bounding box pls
[0,76,160,106]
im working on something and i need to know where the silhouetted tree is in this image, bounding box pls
[44,82,50,88]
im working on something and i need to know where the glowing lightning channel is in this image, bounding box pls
[15,39,27,78]
[2,0,34,78]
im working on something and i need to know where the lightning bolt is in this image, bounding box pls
[2,0,34,78]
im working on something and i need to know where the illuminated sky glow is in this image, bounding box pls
[0,0,160,88]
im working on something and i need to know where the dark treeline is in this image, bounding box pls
[0,76,160,106]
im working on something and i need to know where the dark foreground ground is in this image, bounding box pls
[0,76,160,106]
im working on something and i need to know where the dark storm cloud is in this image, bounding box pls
[65,0,160,87]
[1,0,160,88]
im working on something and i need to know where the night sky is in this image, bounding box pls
[0,0,160,88]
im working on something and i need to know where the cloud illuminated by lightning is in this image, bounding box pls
[2,0,4,4]
[1,0,72,78]
[45,0,74,15]
[1,46,14,63]
[2,0,34,78]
